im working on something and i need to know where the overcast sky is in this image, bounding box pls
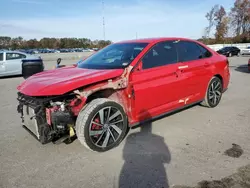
[0,0,235,42]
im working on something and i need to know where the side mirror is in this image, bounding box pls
[53,58,66,69]
[57,58,62,65]
[133,60,143,72]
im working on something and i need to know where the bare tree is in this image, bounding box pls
[230,0,250,36]
[214,6,228,42]
[205,5,219,39]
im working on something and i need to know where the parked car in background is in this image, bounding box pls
[216,46,241,57]
[17,37,230,152]
[0,50,44,77]
[241,46,250,55]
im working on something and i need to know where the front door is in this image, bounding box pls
[5,52,25,75]
[129,41,187,121]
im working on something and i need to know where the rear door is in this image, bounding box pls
[175,40,212,103]
[5,53,26,75]
[129,41,187,120]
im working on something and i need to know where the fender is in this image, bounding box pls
[71,66,135,122]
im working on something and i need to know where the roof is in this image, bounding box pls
[116,37,198,44]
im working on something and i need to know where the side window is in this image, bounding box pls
[176,41,202,62]
[142,41,178,69]
[197,44,212,58]
[20,54,26,58]
[0,53,3,61]
[6,53,26,60]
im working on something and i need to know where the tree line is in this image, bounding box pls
[0,36,112,49]
[198,0,250,44]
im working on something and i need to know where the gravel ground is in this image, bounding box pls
[0,55,249,188]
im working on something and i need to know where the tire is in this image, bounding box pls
[201,76,223,108]
[76,98,128,152]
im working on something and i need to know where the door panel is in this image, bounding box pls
[175,41,212,103]
[129,40,190,121]
[5,53,23,75]
[130,63,186,119]
[179,59,211,101]
[5,59,22,74]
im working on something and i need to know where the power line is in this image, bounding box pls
[102,0,105,40]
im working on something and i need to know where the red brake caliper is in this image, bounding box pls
[92,118,102,137]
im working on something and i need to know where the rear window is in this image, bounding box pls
[197,44,212,58]
[176,41,202,62]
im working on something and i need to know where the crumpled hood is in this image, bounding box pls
[17,66,124,96]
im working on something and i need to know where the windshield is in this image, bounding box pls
[77,42,148,69]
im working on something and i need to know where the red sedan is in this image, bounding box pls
[17,37,230,152]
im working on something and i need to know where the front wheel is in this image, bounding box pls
[201,77,223,108]
[76,98,128,152]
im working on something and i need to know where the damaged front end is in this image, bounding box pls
[17,92,86,144]
[16,65,133,145]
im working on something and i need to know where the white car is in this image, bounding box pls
[0,50,44,77]
[241,46,250,55]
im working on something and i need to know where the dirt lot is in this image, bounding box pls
[0,55,250,188]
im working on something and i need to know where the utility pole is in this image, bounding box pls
[102,0,106,41]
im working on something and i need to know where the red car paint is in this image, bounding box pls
[17,66,124,96]
[17,37,230,126]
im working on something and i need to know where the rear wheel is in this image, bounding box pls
[201,77,223,108]
[76,98,128,152]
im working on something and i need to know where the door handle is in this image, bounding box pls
[178,65,188,69]
[204,62,210,67]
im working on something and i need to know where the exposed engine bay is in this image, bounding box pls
[17,92,84,144]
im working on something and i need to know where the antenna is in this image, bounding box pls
[102,0,106,40]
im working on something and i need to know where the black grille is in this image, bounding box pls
[17,92,44,108]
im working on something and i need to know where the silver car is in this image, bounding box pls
[0,50,43,77]
[241,46,250,55]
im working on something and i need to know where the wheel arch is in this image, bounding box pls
[85,88,130,116]
[85,88,116,104]
[214,74,223,88]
